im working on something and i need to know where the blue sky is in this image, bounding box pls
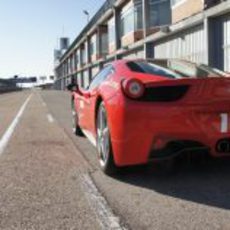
[0,0,105,78]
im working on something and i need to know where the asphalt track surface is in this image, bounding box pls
[1,89,230,230]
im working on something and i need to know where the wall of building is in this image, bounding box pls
[223,14,230,72]
[54,0,230,91]
[155,24,207,64]
[171,0,204,24]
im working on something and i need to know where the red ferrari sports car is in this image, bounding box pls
[68,59,230,174]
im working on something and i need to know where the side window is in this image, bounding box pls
[89,65,113,90]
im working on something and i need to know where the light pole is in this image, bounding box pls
[83,10,90,23]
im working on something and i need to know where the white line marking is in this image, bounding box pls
[82,129,97,147]
[0,95,32,155]
[80,174,126,230]
[47,114,54,123]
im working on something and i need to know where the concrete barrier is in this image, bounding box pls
[0,79,21,94]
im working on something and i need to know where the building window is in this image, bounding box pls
[120,0,143,37]
[120,6,135,36]
[134,0,143,30]
[148,0,171,27]
[90,35,97,56]
[74,51,78,69]
[77,50,80,68]
[81,48,86,65]
[68,58,71,74]
[77,73,82,86]
[108,18,115,43]
[83,70,90,89]
[90,42,95,55]
[71,56,74,71]
[101,33,108,54]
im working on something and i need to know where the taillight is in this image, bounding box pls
[122,78,145,99]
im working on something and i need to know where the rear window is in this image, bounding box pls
[127,61,182,79]
[154,60,227,78]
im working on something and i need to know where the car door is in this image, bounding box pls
[83,65,114,134]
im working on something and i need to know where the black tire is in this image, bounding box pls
[72,100,84,136]
[96,102,117,175]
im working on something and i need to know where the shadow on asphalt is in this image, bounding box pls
[41,91,230,211]
[113,157,230,210]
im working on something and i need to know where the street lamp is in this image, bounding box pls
[83,10,90,23]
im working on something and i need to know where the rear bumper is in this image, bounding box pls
[106,94,230,166]
[148,140,209,161]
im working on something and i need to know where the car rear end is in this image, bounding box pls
[107,74,230,167]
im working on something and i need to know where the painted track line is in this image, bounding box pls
[0,94,32,155]
[47,113,54,123]
[80,174,127,230]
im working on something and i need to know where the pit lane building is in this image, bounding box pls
[54,0,230,90]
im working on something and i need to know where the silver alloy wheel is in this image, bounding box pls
[97,105,110,167]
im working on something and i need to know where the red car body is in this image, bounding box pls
[71,59,230,168]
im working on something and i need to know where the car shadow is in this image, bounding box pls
[113,157,230,210]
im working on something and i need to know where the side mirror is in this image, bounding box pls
[67,83,79,92]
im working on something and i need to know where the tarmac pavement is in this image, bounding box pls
[1,89,230,230]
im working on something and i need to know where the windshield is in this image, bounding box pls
[198,64,229,77]
[149,59,227,78]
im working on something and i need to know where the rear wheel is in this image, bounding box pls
[96,102,116,175]
[72,101,84,136]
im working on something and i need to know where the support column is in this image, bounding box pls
[86,36,91,64]
[142,0,150,58]
[80,44,84,67]
[204,17,209,65]
[88,67,92,83]
[114,7,121,60]
[97,27,102,59]
[208,16,224,69]
[86,36,93,82]
[97,25,108,59]
[80,71,84,88]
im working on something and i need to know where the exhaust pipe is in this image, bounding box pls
[216,139,230,153]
